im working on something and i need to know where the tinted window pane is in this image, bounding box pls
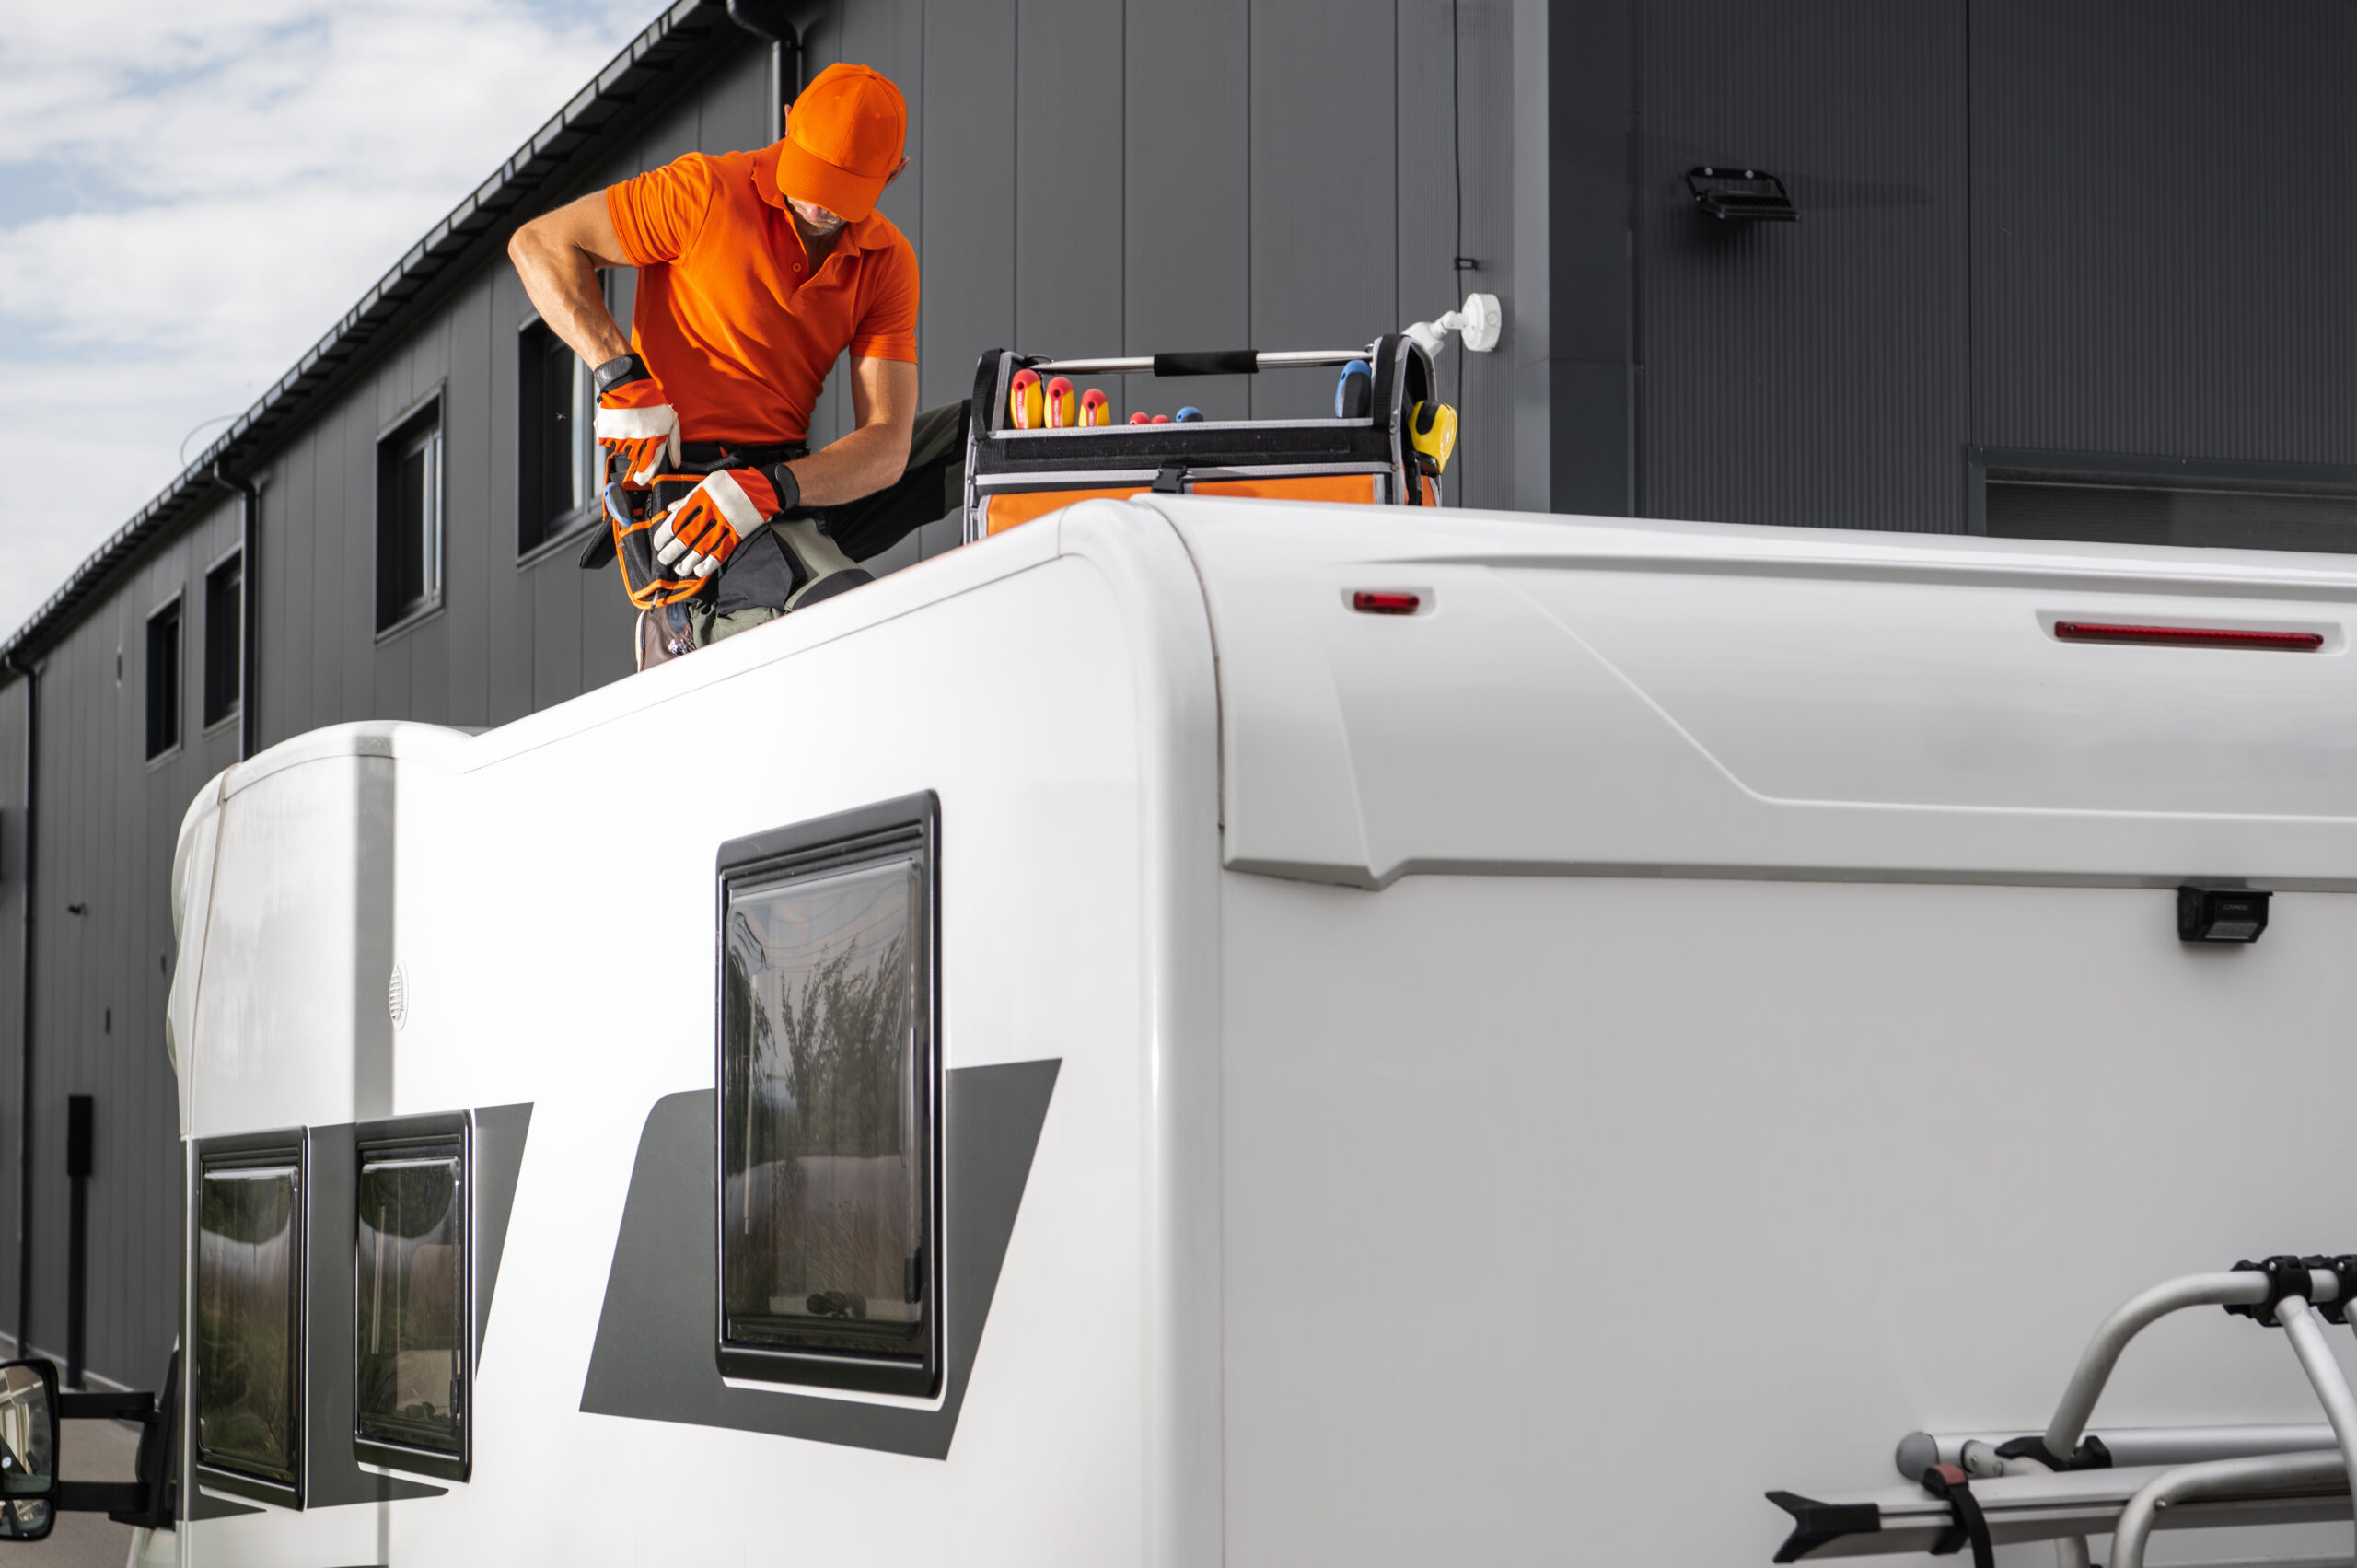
[355,1154,463,1456]
[203,556,240,727]
[197,1166,299,1484]
[145,601,180,759]
[722,857,924,1363]
[517,320,586,552]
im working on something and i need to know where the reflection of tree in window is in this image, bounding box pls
[196,1167,297,1483]
[355,1157,462,1456]
[723,860,922,1355]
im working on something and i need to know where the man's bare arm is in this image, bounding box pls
[508,192,635,367]
[786,356,918,507]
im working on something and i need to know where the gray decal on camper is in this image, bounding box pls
[472,1101,534,1354]
[576,1058,1060,1458]
[188,1489,264,1520]
[292,1102,529,1507]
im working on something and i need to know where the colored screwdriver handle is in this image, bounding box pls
[1009,367,1043,430]
[1045,376,1078,428]
[1080,388,1110,427]
[1334,359,1374,419]
[1409,401,1460,473]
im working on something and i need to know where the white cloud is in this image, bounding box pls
[0,0,659,640]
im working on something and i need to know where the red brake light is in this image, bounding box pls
[1353,591,1421,616]
[2054,621,2323,651]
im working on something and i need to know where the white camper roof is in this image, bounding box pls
[1148,498,2357,889]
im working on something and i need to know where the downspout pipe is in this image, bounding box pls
[724,1,808,143]
[208,466,260,761]
[5,652,34,1357]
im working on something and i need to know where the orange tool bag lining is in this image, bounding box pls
[981,474,1393,537]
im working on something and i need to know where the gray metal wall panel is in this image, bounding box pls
[1127,0,1253,421]
[1250,1,1397,420]
[1016,0,1124,389]
[1970,1,2357,465]
[1635,0,1969,532]
[920,0,1015,415]
[1397,0,1515,511]
[445,279,493,728]
[0,675,25,1344]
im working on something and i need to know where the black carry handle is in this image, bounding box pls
[1153,350,1259,377]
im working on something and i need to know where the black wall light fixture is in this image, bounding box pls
[1688,167,1797,221]
[2178,883,2270,943]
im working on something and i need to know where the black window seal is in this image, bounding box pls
[191,1126,308,1511]
[714,790,942,1399]
[351,1110,471,1483]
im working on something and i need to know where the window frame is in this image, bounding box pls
[713,792,943,1398]
[1966,446,2357,551]
[375,390,446,636]
[144,593,182,763]
[515,300,604,563]
[191,1128,308,1511]
[351,1110,472,1482]
[202,546,242,733]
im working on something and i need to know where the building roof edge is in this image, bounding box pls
[0,0,746,670]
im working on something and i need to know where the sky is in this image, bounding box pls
[0,0,659,643]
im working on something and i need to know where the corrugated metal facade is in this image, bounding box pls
[0,0,1535,1388]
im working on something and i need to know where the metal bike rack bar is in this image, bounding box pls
[1770,1458,2350,1561]
[1897,1425,2340,1479]
[2278,1296,2357,1564]
[2040,1270,2339,1461]
[2110,1451,2349,1568]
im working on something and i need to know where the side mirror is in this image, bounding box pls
[0,1361,57,1542]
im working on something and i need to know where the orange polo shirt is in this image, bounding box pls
[605,141,919,447]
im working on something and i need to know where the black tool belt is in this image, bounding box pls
[677,440,809,472]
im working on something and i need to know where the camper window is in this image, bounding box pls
[193,1135,305,1508]
[717,796,939,1398]
[354,1117,469,1481]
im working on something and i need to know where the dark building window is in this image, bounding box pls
[145,598,180,760]
[377,401,443,632]
[717,796,938,1398]
[1976,453,2357,556]
[517,319,595,554]
[203,552,241,729]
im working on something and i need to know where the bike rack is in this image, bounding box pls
[1768,1258,2357,1568]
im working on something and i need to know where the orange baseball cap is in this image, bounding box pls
[775,64,907,222]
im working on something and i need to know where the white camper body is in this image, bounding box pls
[154,496,2357,1568]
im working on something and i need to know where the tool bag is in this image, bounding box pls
[960,335,1442,543]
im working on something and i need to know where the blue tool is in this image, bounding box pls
[1334,359,1373,419]
[1174,406,1206,424]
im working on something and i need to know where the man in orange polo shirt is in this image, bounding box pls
[510,62,961,658]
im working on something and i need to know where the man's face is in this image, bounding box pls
[788,195,848,236]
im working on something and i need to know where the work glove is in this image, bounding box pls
[593,354,680,487]
[652,461,802,578]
